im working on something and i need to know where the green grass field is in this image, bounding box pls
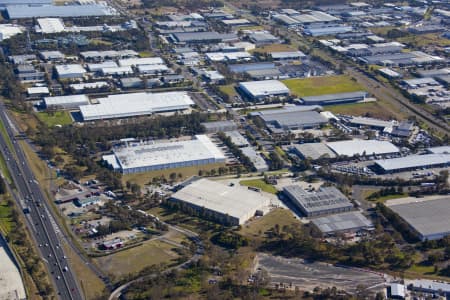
[219,84,238,99]
[36,111,72,127]
[94,240,180,278]
[0,199,13,234]
[239,208,300,240]
[282,75,364,97]
[239,179,277,194]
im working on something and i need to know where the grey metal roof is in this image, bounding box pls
[427,146,450,154]
[0,0,51,5]
[293,143,336,160]
[261,110,327,129]
[7,4,117,19]
[375,154,450,171]
[283,186,353,214]
[172,31,236,42]
[311,211,373,234]
[301,91,367,104]
[389,197,450,240]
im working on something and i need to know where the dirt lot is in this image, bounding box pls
[255,253,386,294]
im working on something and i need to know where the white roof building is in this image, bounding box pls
[100,66,133,76]
[70,82,109,92]
[103,135,225,174]
[326,139,399,157]
[170,178,271,225]
[37,18,65,33]
[27,86,49,96]
[44,95,89,109]
[87,61,118,72]
[137,64,169,74]
[0,24,24,41]
[80,91,194,121]
[239,80,290,100]
[118,57,165,67]
[55,64,86,79]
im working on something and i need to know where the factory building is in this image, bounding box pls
[241,146,269,172]
[300,91,367,105]
[292,143,336,160]
[373,154,450,174]
[238,80,290,100]
[55,64,86,79]
[169,178,271,226]
[255,107,328,132]
[0,0,52,9]
[283,185,353,217]
[326,139,399,157]
[6,4,117,19]
[311,211,374,235]
[118,57,165,67]
[80,91,194,121]
[44,95,89,110]
[103,135,226,174]
[388,197,450,241]
[171,31,237,44]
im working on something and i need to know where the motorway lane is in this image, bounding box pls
[0,103,83,300]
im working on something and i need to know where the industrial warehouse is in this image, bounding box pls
[170,178,271,225]
[311,211,374,235]
[238,80,290,100]
[373,154,450,173]
[387,197,450,241]
[300,91,368,106]
[103,135,226,174]
[283,185,354,217]
[79,91,194,121]
[326,139,400,157]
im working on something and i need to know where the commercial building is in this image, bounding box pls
[75,196,101,208]
[44,95,89,110]
[100,66,133,76]
[259,110,328,131]
[326,139,399,157]
[387,283,406,299]
[241,146,269,172]
[80,91,194,121]
[55,64,86,79]
[311,211,373,235]
[300,91,367,105]
[169,178,271,225]
[40,50,65,61]
[292,143,336,160]
[80,50,138,61]
[0,24,23,41]
[101,238,123,250]
[137,64,169,75]
[239,80,290,100]
[171,31,237,44]
[70,82,109,93]
[87,61,118,72]
[118,57,165,67]
[270,51,306,60]
[7,4,117,19]
[283,185,353,217]
[408,279,450,297]
[36,18,65,33]
[373,154,450,173]
[388,197,450,241]
[304,25,353,36]
[27,86,49,97]
[224,131,249,148]
[248,31,280,45]
[344,116,395,130]
[103,135,226,174]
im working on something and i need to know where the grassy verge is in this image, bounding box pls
[326,101,400,120]
[251,43,295,53]
[36,111,72,127]
[282,75,364,97]
[239,179,277,194]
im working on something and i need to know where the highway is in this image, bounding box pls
[0,102,83,300]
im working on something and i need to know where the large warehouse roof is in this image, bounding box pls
[80,91,194,121]
[171,178,271,225]
[293,143,336,160]
[388,197,450,241]
[311,211,373,234]
[283,185,353,216]
[374,154,450,172]
[326,139,399,157]
[239,80,290,98]
[110,135,225,172]
[427,146,450,154]
[7,4,117,19]
[301,91,367,105]
[44,94,89,107]
[118,57,164,67]
[261,110,327,129]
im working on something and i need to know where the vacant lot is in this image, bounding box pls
[94,240,180,278]
[240,179,277,194]
[252,44,296,53]
[239,208,300,241]
[326,101,398,119]
[283,75,364,97]
[36,111,72,127]
[256,253,385,293]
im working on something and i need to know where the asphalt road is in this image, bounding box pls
[0,103,83,300]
